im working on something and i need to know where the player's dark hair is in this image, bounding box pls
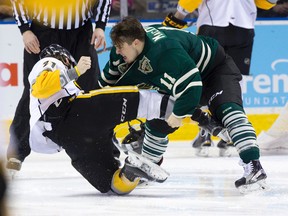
[110,16,146,47]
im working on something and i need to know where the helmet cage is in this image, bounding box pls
[39,44,77,69]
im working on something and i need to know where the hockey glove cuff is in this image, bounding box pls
[162,13,188,29]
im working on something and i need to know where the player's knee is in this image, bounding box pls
[110,169,139,195]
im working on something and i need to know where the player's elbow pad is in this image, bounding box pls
[59,68,79,87]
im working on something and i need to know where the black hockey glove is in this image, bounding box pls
[146,118,178,135]
[162,13,188,29]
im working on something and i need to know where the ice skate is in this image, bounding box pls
[235,159,268,194]
[120,119,145,154]
[217,139,234,157]
[6,158,22,179]
[192,128,212,157]
[136,157,164,187]
[191,108,230,142]
[120,154,169,183]
[114,128,169,183]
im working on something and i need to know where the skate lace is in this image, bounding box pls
[239,160,253,177]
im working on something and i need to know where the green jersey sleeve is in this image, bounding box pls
[99,47,123,87]
[156,47,202,118]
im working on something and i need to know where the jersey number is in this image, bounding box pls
[43,60,57,70]
[160,73,176,90]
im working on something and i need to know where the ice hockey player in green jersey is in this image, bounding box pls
[98,16,268,193]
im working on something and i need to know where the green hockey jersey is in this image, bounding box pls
[99,25,219,118]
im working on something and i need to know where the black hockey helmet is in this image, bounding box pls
[39,44,77,69]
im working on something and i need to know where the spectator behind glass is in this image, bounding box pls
[0,0,13,21]
[110,0,135,19]
[258,0,288,17]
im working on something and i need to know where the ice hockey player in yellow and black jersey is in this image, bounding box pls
[27,44,178,194]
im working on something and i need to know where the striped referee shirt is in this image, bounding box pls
[11,0,111,34]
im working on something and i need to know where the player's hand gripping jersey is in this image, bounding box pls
[99,25,219,119]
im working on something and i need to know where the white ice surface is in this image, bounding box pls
[3,142,288,216]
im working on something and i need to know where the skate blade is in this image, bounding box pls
[219,147,233,157]
[137,179,154,188]
[195,147,210,157]
[238,179,270,194]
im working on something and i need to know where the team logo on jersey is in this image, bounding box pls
[137,83,159,90]
[208,90,223,106]
[138,56,153,74]
[118,63,130,74]
[120,98,128,122]
[112,59,120,66]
